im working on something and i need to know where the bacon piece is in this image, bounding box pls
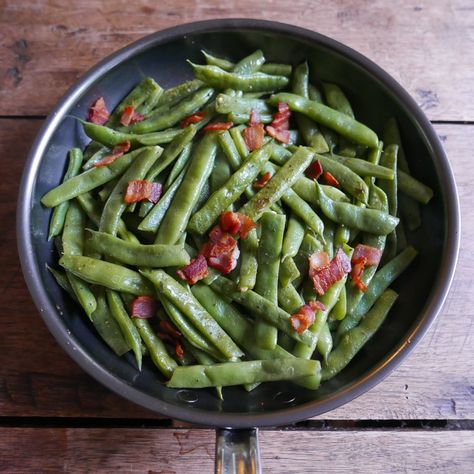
[203,121,233,132]
[351,257,368,292]
[208,244,240,274]
[175,341,185,359]
[309,300,326,312]
[219,212,257,239]
[177,254,209,285]
[266,125,290,144]
[131,296,156,319]
[200,226,240,274]
[249,109,261,126]
[270,102,291,130]
[309,247,351,296]
[322,171,340,187]
[88,97,109,125]
[159,320,182,339]
[124,180,161,204]
[352,244,383,266]
[290,304,316,333]
[306,160,323,180]
[180,112,206,128]
[243,123,265,151]
[93,141,131,167]
[253,171,272,189]
[309,250,330,272]
[120,105,145,126]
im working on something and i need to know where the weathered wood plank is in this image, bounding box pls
[0,0,472,120]
[1,119,472,419]
[0,428,473,473]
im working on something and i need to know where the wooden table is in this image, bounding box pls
[1,1,473,472]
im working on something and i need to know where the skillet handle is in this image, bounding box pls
[215,428,261,474]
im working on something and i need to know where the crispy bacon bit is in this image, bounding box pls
[219,212,257,239]
[175,342,185,359]
[131,296,156,319]
[309,248,351,296]
[306,160,323,180]
[203,121,233,132]
[120,105,145,127]
[270,102,291,130]
[322,171,340,187]
[249,109,261,126]
[93,141,131,168]
[180,112,206,128]
[158,321,185,359]
[253,171,272,189]
[243,123,265,151]
[208,245,240,274]
[266,125,290,144]
[352,244,383,266]
[200,226,240,274]
[177,254,209,285]
[309,300,326,312]
[88,97,109,125]
[124,180,162,204]
[351,257,368,292]
[159,320,182,339]
[290,304,316,334]
[309,250,330,272]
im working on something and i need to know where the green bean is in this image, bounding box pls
[322,290,398,381]
[98,177,119,202]
[60,255,154,296]
[334,225,351,247]
[227,111,272,124]
[279,257,300,287]
[164,142,193,189]
[330,286,347,321]
[156,79,203,108]
[232,49,266,74]
[189,63,289,92]
[210,276,316,347]
[322,218,335,259]
[107,77,163,128]
[324,152,394,180]
[141,270,243,360]
[106,290,143,369]
[154,133,218,244]
[268,93,379,148]
[160,296,223,360]
[292,174,350,207]
[254,212,286,349]
[209,152,232,194]
[80,120,147,148]
[239,147,314,221]
[133,317,177,378]
[42,147,160,208]
[85,229,190,267]
[398,169,434,204]
[99,147,160,235]
[48,148,84,240]
[293,232,323,288]
[91,288,131,356]
[47,265,77,301]
[316,322,333,361]
[192,177,211,214]
[339,246,417,336]
[215,93,271,115]
[239,228,258,291]
[167,358,319,388]
[129,128,184,146]
[218,130,242,169]
[282,215,305,261]
[314,181,399,235]
[145,125,198,182]
[188,142,273,234]
[229,126,249,160]
[128,87,214,134]
[322,83,354,118]
[278,283,304,313]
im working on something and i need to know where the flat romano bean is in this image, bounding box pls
[268,93,379,148]
[188,142,273,235]
[133,317,177,378]
[86,230,190,267]
[128,87,214,134]
[239,228,258,292]
[99,147,160,235]
[167,358,319,388]
[190,63,289,92]
[254,212,286,350]
[48,148,84,240]
[314,181,399,235]
[141,269,243,360]
[41,146,161,208]
[239,147,314,221]
[155,133,218,244]
[106,290,143,369]
[322,290,398,381]
[210,276,316,347]
[59,255,154,296]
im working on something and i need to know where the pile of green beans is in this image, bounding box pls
[42,49,433,395]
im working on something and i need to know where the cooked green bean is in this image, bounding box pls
[156,79,203,108]
[215,93,271,115]
[398,169,434,204]
[279,257,300,287]
[316,322,333,361]
[239,228,258,291]
[324,152,394,180]
[228,112,273,124]
[282,215,305,261]
[229,126,249,160]
[322,290,398,381]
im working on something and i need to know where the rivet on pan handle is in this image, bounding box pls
[215,428,261,474]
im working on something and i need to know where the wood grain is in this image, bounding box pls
[1,118,472,420]
[0,428,473,473]
[0,0,473,120]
